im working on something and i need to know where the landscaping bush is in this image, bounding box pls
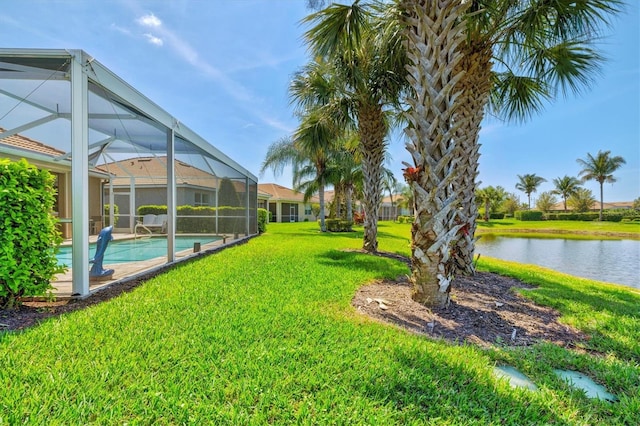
[544,212,600,221]
[103,204,119,227]
[258,208,268,233]
[0,159,65,308]
[514,210,544,221]
[325,219,353,232]
[489,212,505,220]
[397,215,414,223]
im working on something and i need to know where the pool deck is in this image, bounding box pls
[46,233,249,299]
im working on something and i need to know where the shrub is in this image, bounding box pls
[397,216,406,223]
[258,208,268,233]
[489,212,505,220]
[103,204,119,227]
[325,219,353,232]
[514,210,544,221]
[543,212,599,221]
[0,159,66,308]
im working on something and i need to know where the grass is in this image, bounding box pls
[0,222,638,424]
[476,219,640,240]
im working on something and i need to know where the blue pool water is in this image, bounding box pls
[57,236,221,266]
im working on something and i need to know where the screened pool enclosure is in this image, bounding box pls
[0,49,258,297]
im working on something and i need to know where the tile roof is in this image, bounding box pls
[97,156,219,187]
[258,183,318,203]
[0,128,66,157]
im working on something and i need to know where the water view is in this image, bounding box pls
[475,236,640,289]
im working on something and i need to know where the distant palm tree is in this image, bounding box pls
[536,191,558,213]
[516,174,547,210]
[476,186,506,221]
[568,188,597,213]
[577,150,626,221]
[552,176,582,212]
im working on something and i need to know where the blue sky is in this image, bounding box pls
[1,1,638,202]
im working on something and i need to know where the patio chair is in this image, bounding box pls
[135,214,167,235]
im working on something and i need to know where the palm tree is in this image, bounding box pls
[568,188,596,213]
[552,176,582,212]
[476,186,506,222]
[401,0,621,307]
[516,174,547,209]
[535,191,558,213]
[304,1,407,252]
[577,150,626,220]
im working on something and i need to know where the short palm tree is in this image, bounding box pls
[577,150,626,220]
[476,186,506,222]
[552,175,582,212]
[516,174,547,210]
[304,1,407,252]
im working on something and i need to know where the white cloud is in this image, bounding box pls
[143,33,163,46]
[137,13,162,28]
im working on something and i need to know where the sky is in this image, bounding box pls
[1,0,638,203]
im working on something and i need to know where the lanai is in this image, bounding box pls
[0,48,258,297]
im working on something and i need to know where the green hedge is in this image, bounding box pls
[103,204,119,227]
[489,212,505,220]
[514,210,544,221]
[324,219,353,232]
[397,215,415,223]
[542,212,635,222]
[258,208,268,233]
[0,159,65,308]
[137,205,247,234]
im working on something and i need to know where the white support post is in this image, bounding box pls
[167,127,176,262]
[70,51,90,297]
[245,177,250,235]
[129,177,136,232]
[215,177,219,234]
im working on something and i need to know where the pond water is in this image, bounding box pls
[475,236,640,289]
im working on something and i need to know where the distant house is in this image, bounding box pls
[258,183,318,223]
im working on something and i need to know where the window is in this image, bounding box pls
[195,192,210,206]
[304,205,312,215]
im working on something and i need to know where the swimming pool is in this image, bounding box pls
[57,236,222,266]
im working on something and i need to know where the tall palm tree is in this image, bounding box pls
[400,0,620,306]
[552,175,582,212]
[515,174,547,209]
[577,150,626,220]
[304,1,407,252]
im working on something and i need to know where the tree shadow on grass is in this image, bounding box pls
[315,249,409,279]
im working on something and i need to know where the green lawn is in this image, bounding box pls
[0,222,638,424]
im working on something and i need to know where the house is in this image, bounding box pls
[258,183,319,222]
[97,156,250,233]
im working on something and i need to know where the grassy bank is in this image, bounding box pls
[0,222,638,424]
[475,219,640,240]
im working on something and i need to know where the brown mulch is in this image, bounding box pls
[351,251,588,348]
[2,249,587,350]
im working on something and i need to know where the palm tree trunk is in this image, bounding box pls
[403,0,469,307]
[358,103,386,253]
[599,182,604,221]
[451,47,493,275]
[346,183,354,223]
[319,176,327,232]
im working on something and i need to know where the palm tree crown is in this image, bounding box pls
[577,150,626,220]
[552,175,582,212]
[515,173,547,209]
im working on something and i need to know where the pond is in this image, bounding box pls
[475,236,640,289]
